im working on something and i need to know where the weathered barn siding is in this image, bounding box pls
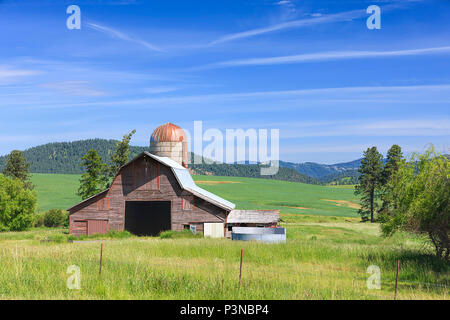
[69,154,227,235]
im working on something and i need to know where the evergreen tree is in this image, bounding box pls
[380,144,403,213]
[382,144,403,184]
[354,146,384,222]
[2,150,33,190]
[109,130,136,178]
[77,149,109,200]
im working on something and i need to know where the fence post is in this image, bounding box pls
[238,248,243,290]
[99,242,103,276]
[394,260,400,300]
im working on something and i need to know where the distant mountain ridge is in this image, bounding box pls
[279,159,362,180]
[0,139,362,184]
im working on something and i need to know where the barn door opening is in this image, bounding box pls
[125,201,171,236]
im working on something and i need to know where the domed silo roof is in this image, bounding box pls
[150,123,187,144]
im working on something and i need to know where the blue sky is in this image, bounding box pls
[0,0,449,164]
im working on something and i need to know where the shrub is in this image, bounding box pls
[0,175,36,231]
[33,213,45,227]
[43,209,68,228]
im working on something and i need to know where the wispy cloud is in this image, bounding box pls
[280,119,450,138]
[86,22,164,52]
[7,83,449,110]
[0,66,41,84]
[143,86,179,94]
[197,46,450,69]
[40,81,106,97]
[209,9,365,45]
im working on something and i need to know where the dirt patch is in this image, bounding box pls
[321,199,361,209]
[195,181,241,185]
[287,206,309,210]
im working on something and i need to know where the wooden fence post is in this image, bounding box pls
[238,248,243,290]
[99,242,103,276]
[394,260,400,300]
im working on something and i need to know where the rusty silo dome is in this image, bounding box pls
[150,123,187,143]
[150,123,189,168]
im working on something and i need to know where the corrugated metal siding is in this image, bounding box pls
[231,227,286,243]
[204,223,224,238]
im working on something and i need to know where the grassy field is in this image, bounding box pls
[7,173,444,300]
[31,173,360,217]
[31,173,82,212]
[0,221,448,300]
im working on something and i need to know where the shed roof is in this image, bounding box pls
[227,210,280,224]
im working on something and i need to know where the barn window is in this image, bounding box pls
[97,197,110,211]
[182,195,194,211]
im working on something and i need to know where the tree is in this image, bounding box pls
[77,149,109,200]
[379,144,403,214]
[379,145,449,261]
[43,209,69,227]
[2,150,33,190]
[355,146,384,222]
[0,175,36,231]
[109,130,136,178]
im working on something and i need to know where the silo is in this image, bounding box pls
[150,123,189,168]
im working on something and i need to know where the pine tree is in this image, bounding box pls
[355,146,384,222]
[77,149,109,200]
[379,144,403,214]
[2,150,34,190]
[382,144,403,184]
[109,130,136,178]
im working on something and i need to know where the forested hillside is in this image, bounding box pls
[0,139,148,174]
[189,163,321,184]
[0,139,360,184]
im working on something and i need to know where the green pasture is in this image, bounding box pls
[31,173,360,218]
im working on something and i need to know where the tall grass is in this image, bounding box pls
[0,221,447,300]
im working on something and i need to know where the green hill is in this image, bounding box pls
[1,139,320,184]
[31,173,359,217]
[0,139,148,174]
[1,139,365,185]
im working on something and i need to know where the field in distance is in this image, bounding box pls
[31,173,360,218]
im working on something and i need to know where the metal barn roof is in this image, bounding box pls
[142,152,235,211]
[227,210,280,224]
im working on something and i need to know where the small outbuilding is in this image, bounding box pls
[226,210,280,236]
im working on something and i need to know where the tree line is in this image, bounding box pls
[356,144,449,260]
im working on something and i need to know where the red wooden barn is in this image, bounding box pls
[67,151,236,237]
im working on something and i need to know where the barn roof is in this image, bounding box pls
[142,152,235,211]
[68,152,235,212]
[226,210,280,224]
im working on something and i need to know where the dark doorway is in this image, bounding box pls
[125,201,171,236]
